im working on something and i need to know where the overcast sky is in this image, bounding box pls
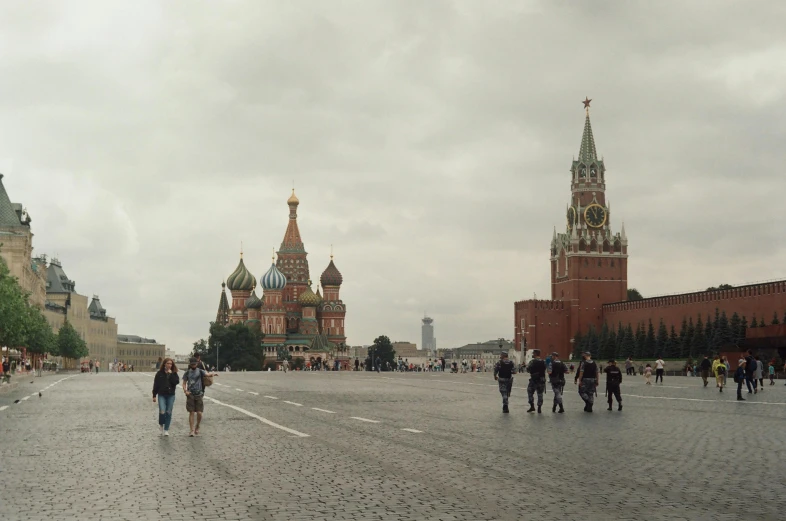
[1,1,785,354]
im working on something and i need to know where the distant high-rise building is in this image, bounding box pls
[421,315,436,355]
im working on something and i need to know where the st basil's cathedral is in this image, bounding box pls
[215,190,348,366]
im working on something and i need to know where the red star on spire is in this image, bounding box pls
[582,97,592,109]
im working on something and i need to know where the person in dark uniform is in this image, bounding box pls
[526,349,547,413]
[604,359,623,411]
[493,351,517,413]
[548,352,567,413]
[575,351,598,412]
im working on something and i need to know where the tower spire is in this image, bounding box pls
[216,281,230,326]
[578,97,597,163]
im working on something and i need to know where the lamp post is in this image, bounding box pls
[216,341,221,372]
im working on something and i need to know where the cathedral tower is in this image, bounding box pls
[318,254,346,347]
[226,254,256,324]
[277,190,310,333]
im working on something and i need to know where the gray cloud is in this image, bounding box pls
[1,0,784,352]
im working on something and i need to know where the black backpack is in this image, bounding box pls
[717,365,726,375]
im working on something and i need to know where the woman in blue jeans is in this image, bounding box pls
[152,358,180,436]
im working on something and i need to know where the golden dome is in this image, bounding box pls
[287,189,299,205]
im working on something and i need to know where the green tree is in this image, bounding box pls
[633,323,645,358]
[739,316,748,344]
[644,320,656,358]
[196,322,265,371]
[0,254,31,349]
[371,335,396,370]
[712,311,733,351]
[25,306,58,357]
[58,321,88,360]
[677,318,689,358]
[691,316,706,358]
[772,312,780,325]
[656,320,668,357]
[621,324,635,358]
[730,312,741,344]
[572,332,583,359]
[627,288,644,301]
[704,315,713,351]
[668,325,680,358]
[750,315,758,328]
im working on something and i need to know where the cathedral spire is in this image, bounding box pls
[216,282,230,326]
[280,190,305,253]
[578,98,598,163]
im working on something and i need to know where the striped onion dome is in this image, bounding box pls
[320,258,343,287]
[261,262,287,290]
[245,290,262,309]
[299,283,320,307]
[226,257,256,291]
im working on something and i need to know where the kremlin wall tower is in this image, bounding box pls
[216,190,348,366]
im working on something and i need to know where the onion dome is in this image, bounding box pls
[315,285,323,302]
[261,262,287,290]
[287,189,299,206]
[226,257,256,291]
[320,257,343,287]
[245,290,262,309]
[298,282,320,307]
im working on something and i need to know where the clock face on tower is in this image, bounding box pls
[584,204,607,228]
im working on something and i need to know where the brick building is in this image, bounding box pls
[514,100,785,360]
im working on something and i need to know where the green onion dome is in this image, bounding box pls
[226,257,256,292]
[245,290,262,309]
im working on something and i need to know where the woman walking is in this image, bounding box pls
[644,363,652,385]
[152,358,179,436]
[754,356,764,391]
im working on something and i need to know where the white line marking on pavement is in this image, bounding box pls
[626,394,786,406]
[235,388,244,392]
[21,396,30,401]
[264,396,279,400]
[30,393,38,397]
[311,408,336,414]
[283,400,303,406]
[401,428,422,433]
[248,392,259,396]
[350,416,381,423]
[0,406,8,411]
[204,397,309,438]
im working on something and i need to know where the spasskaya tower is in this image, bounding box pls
[515,99,628,359]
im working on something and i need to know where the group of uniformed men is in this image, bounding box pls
[493,349,623,413]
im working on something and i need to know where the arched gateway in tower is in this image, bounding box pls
[216,190,349,368]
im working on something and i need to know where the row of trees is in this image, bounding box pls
[0,252,88,363]
[574,308,786,361]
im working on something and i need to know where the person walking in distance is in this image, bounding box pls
[735,359,747,401]
[493,352,517,413]
[624,357,633,376]
[769,360,776,386]
[182,357,218,437]
[575,352,598,412]
[604,359,623,411]
[644,363,652,385]
[699,355,712,387]
[152,358,179,436]
[548,352,567,413]
[743,350,756,394]
[754,356,764,392]
[712,355,726,393]
[526,349,547,414]
[654,357,665,384]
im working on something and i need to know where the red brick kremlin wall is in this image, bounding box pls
[514,300,573,360]
[602,280,786,332]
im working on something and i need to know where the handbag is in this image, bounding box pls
[202,371,213,387]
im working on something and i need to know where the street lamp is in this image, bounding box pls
[216,340,221,372]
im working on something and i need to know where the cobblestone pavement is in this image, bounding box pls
[1,370,784,521]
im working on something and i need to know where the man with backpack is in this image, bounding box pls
[699,355,712,387]
[734,359,747,401]
[575,352,599,412]
[743,350,757,394]
[493,351,517,413]
[604,359,623,411]
[712,355,726,392]
[181,357,218,437]
[548,352,567,413]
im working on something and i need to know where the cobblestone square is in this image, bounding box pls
[1,371,783,521]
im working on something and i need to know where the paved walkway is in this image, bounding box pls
[0,371,783,520]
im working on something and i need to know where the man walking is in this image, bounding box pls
[354,358,359,371]
[548,352,567,413]
[604,359,623,411]
[182,357,218,437]
[494,351,517,413]
[576,351,598,412]
[526,349,547,414]
[654,357,665,384]
[743,350,756,394]
[699,355,712,387]
[624,357,633,376]
[735,359,747,401]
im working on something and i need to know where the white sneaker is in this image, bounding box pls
[159,425,164,435]
[163,430,169,436]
